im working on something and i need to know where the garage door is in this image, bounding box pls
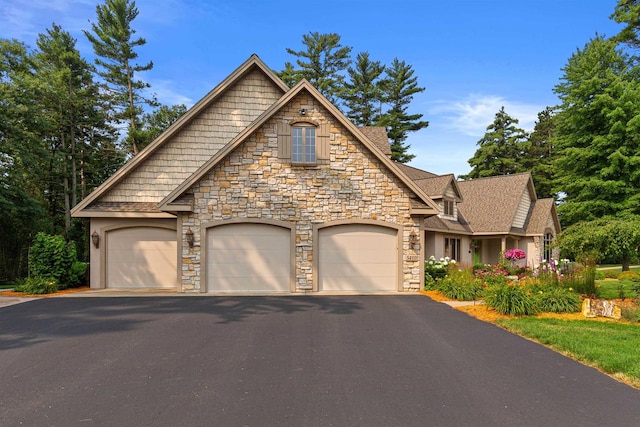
[207,223,291,292]
[318,224,398,292]
[106,227,177,289]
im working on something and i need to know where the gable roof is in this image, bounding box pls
[159,79,439,215]
[526,198,561,235]
[413,174,460,200]
[394,163,438,180]
[72,54,288,217]
[457,173,535,234]
[358,126,392,156]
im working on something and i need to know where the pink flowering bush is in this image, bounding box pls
[504,248,526,261]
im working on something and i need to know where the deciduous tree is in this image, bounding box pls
[557,215,640,270]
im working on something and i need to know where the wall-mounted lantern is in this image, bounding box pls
[91,231,100,249]
[186,227,194,248]
[409,231,420,250]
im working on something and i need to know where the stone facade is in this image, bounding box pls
[178,91,423,292]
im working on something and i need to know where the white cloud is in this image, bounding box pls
[427,93,543,137]
[148,79,194,107]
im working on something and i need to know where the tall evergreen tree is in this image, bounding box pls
[460,107,528,179]
[84,0,155,156]
[611,0,640,50]
[0,39,50,281]
[34,24,118,234]
[343,52,385,126]
[522,107,557,199]
[284,32,352,105]
[376,58,428,163]
[553,35,640,226]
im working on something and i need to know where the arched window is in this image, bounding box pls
[543,232,554,262]
[292,123,316,163]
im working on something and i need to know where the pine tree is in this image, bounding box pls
[84,0,155,156]
[553,35,640,226]
[522,107,557,199]
[343,52,385,126]
[611,0,640,50]
[376,58,428,163]
[284,32,352,105]
[460,107,528,179]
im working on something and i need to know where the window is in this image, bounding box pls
[445,237,461,261]
[443,199,455,217]
[543,232,553,261]
[277,120,329,164]
[292,125,316,163]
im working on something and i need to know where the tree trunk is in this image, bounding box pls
[621,254,630,272]
[62,131,71,236]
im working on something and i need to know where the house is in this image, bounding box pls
[418,170,561,267]
[72,55,560,293]
[72,55,439,293]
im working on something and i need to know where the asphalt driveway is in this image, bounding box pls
[1,295,638,426]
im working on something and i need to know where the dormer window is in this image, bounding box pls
[443,199,455,217]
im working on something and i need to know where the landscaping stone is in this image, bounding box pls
[581,298,621,320]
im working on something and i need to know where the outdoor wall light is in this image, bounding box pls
[186,227,194,248]
[409,231,420,250]
[91,230,100,249]
[298,107,307,116]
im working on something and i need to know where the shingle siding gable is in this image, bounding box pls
[102,70,283,203]
[513,189,532,229]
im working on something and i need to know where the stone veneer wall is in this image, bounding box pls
[179,92,423,292]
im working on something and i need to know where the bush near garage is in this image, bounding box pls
[28,232,87,290]
[13,276,58,294]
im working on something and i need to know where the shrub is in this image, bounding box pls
[535,287,581,313]
[425,256,455,282]
[563,266,598,298]
[29,233,83,289]
[617,271,640,282]
[435,269,482,301]
[484,284,539,316]
[631,282,640,298]
[474,264,509,287]
[13,277,58,294]
[621,304,640,323]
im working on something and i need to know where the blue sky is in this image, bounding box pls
[1,0,623,176]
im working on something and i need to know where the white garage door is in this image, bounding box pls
[207,223,291,293]
[318,224,398,292]
[106,227,177,289]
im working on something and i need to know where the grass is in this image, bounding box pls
[596,280,639,299]
[0,284,14,290]
[496,317,640,388]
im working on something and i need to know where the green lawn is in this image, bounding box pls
[596,280,639,299]
[496,317,640,388]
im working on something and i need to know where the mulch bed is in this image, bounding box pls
[0,286,91,298]
[421,289,638,324]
